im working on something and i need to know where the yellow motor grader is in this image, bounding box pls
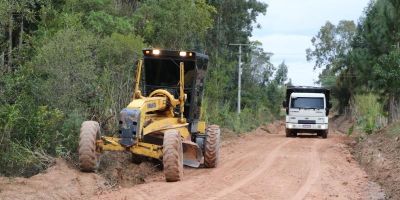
[78,49,220,182]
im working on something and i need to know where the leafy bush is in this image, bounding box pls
[0,97,62,176]
[0,142,54,177]
[203,98,273,133]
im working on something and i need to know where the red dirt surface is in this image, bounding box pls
[0,122,385,200]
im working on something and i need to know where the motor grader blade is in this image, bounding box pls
[182,140,203,168]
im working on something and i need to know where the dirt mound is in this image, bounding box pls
[0,159,107,200]
[331,115,354,134]
[0,152,163,200]
[353,125,400,199]
[98,151,162,187]
[258,120,285,134]
[332,115,400,199]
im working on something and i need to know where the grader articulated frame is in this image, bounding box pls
[78,49,220,182]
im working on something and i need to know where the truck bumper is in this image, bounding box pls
[286,123,328,130]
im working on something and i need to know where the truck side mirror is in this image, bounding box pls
[282,101,287,108]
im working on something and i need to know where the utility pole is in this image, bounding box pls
[229,43,251,114]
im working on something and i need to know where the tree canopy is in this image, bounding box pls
[307,0,400,122]
[0,0,289,176]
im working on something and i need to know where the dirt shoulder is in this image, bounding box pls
[0,159,107,200]
[332,115,400,199]
[0,121,386,200]
[351,122,400,199]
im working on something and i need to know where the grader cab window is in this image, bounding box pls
[143,58,196,98]
[141,49,208,122]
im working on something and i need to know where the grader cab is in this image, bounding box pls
[78,49,220,182]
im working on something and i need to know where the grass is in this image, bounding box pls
[352,93,384,134]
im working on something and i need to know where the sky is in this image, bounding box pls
[251,0,370,86]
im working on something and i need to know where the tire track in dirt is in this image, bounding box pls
[114,135,287,200]
[207,139,293,200]
[220,138,320,200]
[218,137,288,183]
[290,140,321,200]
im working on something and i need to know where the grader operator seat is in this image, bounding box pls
[141,49,208,124]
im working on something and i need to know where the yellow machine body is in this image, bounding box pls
[96,54,207,167]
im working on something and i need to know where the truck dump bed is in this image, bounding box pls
[284,86,330,108]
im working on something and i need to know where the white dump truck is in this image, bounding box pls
[282,86,332,138]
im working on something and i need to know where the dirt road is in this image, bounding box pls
[0,125,385,200]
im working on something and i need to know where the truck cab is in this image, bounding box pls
[283,86,331,138]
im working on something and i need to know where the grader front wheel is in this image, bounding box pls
[163,129,184,182]
[204,125,221,168]
[79,121,101,172]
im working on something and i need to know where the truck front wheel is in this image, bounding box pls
[285,128,290,137]
[321,130,328,139]
[285,129,296,137]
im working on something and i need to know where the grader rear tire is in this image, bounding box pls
[204,125,220,168]
[163,130,183,182]
[79,121,101,172]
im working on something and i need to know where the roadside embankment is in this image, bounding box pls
[334,115,400,199]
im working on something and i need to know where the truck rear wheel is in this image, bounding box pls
[204,125,220,168]
[79,121,101,172]
[163,129,183,182]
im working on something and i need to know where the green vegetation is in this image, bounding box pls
[352,94,384,134]
[307,0,400,132]
[387,121,400,136]
[0,0,287,176]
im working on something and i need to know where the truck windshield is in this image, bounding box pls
[290,97,324,109]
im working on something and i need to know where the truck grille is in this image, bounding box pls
[298,120,316,124]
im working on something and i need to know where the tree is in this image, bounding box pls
[306,20,356,71]
[248,41,274,85]
[135,0,215,49]
[306,20,357,113]
[274,61,288,85]
[350,0,400,122]
[33,28,98,114]
[0,0,275,176]
[0,0,46,72]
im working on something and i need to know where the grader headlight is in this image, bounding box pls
[152,49,161,55]
[179,51,187,57]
